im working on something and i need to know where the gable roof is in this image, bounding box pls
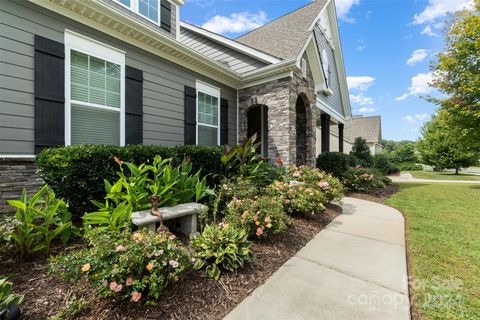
[344,116,382,143]
[236,0,328,60]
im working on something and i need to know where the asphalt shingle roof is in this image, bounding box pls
[235,0,328,60]
[344,116,382,143]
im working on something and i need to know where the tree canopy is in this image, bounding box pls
[430,0,480,150]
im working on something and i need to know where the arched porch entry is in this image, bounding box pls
[247,105,268,157]
[295,94,308,166]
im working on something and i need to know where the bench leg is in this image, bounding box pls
[180,213,198,236]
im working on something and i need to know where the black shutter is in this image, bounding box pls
[125,66,143,145]
[161,0,171,33]
[34,35,65,154]
[184,86,196,145]
[220,98,229,145]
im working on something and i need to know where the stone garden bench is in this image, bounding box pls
[132,202,205,236]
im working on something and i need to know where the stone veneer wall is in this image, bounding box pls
[0,158,43,213]
[239,53,317,166]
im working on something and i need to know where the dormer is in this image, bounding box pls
[109,0,183,39]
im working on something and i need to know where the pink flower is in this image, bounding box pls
[169,234,176,240]
[256,228,264,237]
[126,277,133,286]
[293,171,301,177]
[253,215,258,221]
[131,291,142,302]
[241,210,249,220]
[169,260,179,268]
[115,245,126,252]
[109,281,122,292]
[264,216,271,223]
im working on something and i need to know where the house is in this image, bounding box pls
[0,0,352,211]
[344,115,384,155]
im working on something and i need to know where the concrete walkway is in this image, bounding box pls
[390,172,480,184]
[225,197,410,320]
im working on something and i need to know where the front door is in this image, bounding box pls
[247,105,268,157]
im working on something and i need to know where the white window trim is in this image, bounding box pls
[65,30,126,146]
[114,0,161,26]
[195,80,221,146]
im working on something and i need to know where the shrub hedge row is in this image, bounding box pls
[36,144,224,215]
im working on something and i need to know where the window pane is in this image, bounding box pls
[198,125,218,146]
[71,104,120,145]
[71,51,89,102]
[139,0,158,22]
[197,92,218,126]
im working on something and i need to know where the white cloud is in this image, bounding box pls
[346,76,375,91]
[402,113,430,124]
[334,0,360,23]
[187,0,216,8]
[358,107,375,113]
[420,25,439,37]
[396,72,433,101]
[406,49,431,66]
[350,94,374,106]
[201,11,268,35]
[413,0,474,25]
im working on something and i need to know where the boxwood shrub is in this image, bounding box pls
[36,144,223,216]
[316,152,356,178]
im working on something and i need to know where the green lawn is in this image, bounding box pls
[385,183,480,319]
[409,171,480,181]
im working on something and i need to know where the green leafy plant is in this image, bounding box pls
[0,277,24,318]
[192,224,253,280]
[350,137,374,167]
[36,144,224,215]
[50,230,191,303]
[6,185,74,256]
[316,152,357,178]
[220,135,272,186]
[373,153,399,175]
[342,167,391,192]
[224,195,289,238]
[82,202,132,233]
[397,162,423,171]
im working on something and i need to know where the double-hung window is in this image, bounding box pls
[114,0,160,25]
[196,81,220,146]
[65,30,125,146]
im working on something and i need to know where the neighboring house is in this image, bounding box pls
[344,115,384,155]
[0,0,352,211]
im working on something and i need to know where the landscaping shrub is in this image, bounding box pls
[397,162,423,171]
[342,167,391,192]
[36,144,223,216]
[220,134,274,186]
[224,195,289,238]
[316,152,355,178]
[373,153,399,175]
[192,224,253,280]
[50,229,191,303]
[350,137,374,167]
[268,181,327,216]
[6,185,74,256]
[0,277,24,318]
[285,165,343,203]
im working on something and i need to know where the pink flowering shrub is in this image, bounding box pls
[224,195,289,239]
[267,181,327,216]
[285,165,343,202]
[342,167,390,192]
[50,229,191,303]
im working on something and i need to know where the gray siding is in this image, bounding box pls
[180,28,268,74]
[313,25,344,117]
[101,0,178,39]
[0,0,237,155]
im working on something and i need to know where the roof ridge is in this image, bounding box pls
[236,0,322,41]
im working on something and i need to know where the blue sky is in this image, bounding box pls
[181,0,474,141]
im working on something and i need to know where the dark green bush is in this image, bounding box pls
[316,152,355,178]
[350,137,374,167]
[36,144,223,216]
[373,153,399,175]
[397,162,423,171]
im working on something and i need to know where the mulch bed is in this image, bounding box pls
[0,204,341,320]
[345,184,399,204]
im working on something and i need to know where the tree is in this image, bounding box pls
[430,0,480,151]
[391,142,418,164]
[350,137,373,167]
[417,114,479,174]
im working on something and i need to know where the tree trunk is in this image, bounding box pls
[455,167,459,175]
